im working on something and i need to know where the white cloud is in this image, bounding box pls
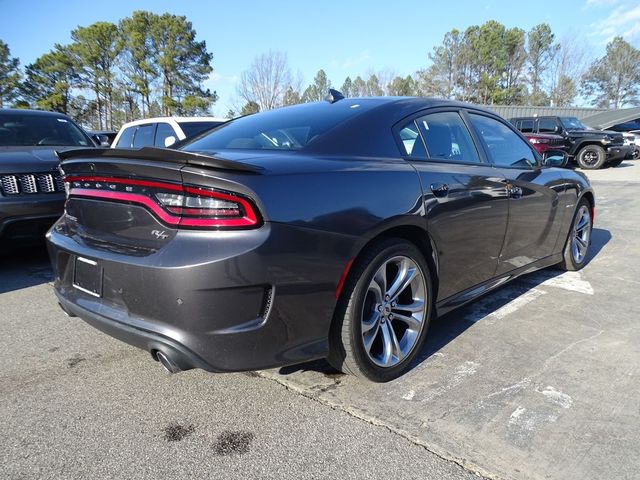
[329,50,371,70]
[587,1,640,43]
[585,0,620,7]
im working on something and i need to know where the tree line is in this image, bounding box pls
[1,17,639,129]
[233,22,640,116]
[0,11,215,129]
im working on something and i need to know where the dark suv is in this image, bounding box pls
[510,116,630,169]
[0,109,95,244]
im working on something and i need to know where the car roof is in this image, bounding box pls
[0,108,71,118]
[259,96,502,158]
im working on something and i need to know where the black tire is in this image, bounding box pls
[633,147,640,160]
[557,198,592,271]
[328,238,433,382]
[607,158,624,168]
[576,144,606,170]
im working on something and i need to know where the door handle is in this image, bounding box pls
[430,183,449,198]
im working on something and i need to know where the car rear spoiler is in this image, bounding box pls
[56,147,263,173]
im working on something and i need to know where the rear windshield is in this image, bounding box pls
[0,113,92,147]
[178,121,225,138]
[181,101,372,152]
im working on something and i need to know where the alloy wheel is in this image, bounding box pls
[571,205,591,264]
[360,256,427,368]
[583,150,599,166]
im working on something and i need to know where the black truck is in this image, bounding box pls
[510,115,631,169]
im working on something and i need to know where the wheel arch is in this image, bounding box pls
[573,140,605,156]
[338,223,440,308]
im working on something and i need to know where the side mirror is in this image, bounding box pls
[164,135,177,148]
[543,150,568,168]
[92,134,110,147]
[554,125,562,134]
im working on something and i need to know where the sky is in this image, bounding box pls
[1,0,639,115]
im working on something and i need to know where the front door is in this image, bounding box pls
[397,110,509,301]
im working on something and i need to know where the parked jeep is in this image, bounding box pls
[510,116,630,169]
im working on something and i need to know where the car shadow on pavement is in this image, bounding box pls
[586,227,611,263]
[277,228,612,380]
[0,242,53,294]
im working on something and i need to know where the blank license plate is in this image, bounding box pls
[73,257,103,297]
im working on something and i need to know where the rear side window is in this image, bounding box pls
[155,123,177,147]
[115,126,135,148]
[469,114,537,169]
[538,118,558,133]
[416,111,481,164]
[397,122,424,157]
[132,124,156,148]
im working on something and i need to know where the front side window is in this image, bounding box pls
[469,114,537,169]
[416,111,481,163]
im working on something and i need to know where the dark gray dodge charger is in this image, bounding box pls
[1,109,94,243]
[47,95,595,382]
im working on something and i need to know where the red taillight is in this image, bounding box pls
[64,175,261,229]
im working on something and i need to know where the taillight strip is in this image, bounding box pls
[64,175,184,192]
[64,175,260,228]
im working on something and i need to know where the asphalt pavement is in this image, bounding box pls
[2,159,639,480]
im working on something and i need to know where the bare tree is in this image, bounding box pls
[237,51,293,110]
[548,35,590,107]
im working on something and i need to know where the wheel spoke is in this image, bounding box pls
[373,264,387,297]
[380,322,394,366]
[394,299,424,313]
[389,324,404,362]
[362,311,380,333]
[575,236,588,249]
[391,312,422,331]
[363,321,381,353]
[576,215,589,231]
[387,259,417,302]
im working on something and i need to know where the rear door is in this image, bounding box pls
[466,112,567,273]
[397,109,509,301]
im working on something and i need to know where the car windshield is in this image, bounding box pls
[0,113,91,147]
[181,101,373,152]
[177,121,225,138]
[559,117,588,131]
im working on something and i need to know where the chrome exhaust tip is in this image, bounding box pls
[155,351,182,374]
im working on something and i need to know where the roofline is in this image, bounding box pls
[120,116,227,128]
[0,108,70,117]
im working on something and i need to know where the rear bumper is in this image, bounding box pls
[47,217,355,372]
[56,292,215,371]
[0,193,64,240]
